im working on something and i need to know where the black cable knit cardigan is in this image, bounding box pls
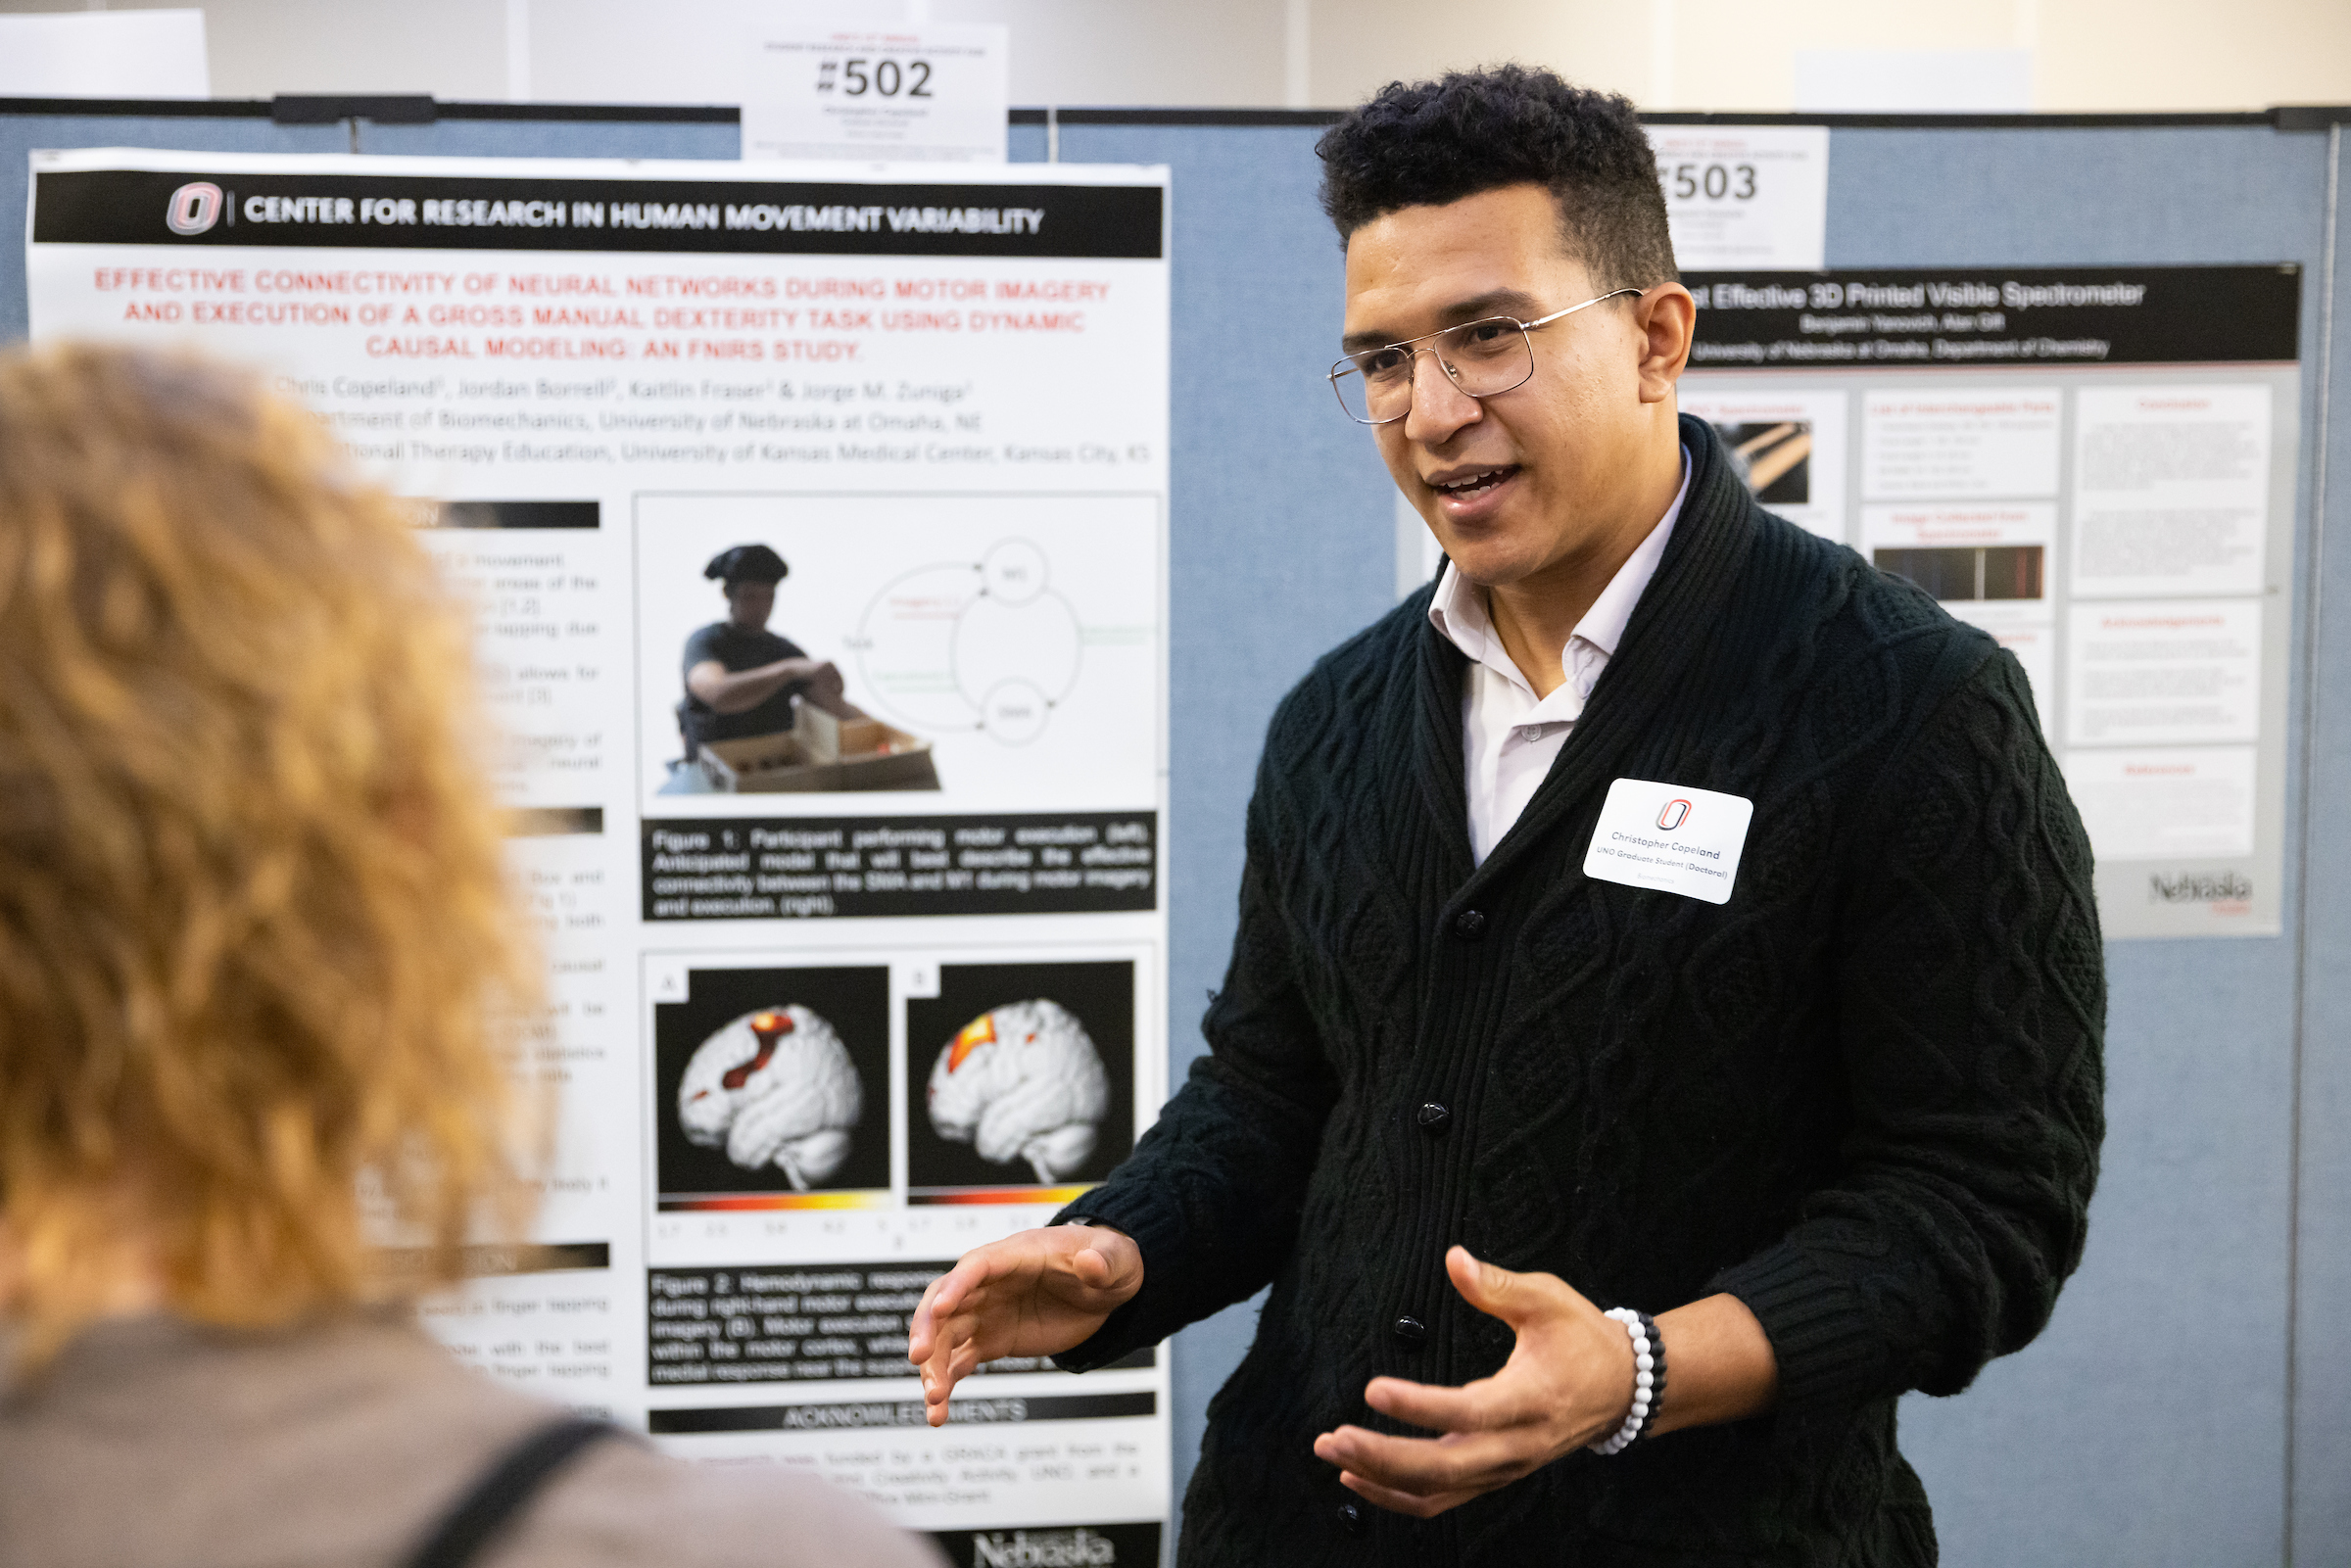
[1057,415,2106,1566]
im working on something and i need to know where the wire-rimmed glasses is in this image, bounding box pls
[1326,288,1641,425]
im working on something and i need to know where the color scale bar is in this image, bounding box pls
[656,1190,891,1212]
[907,1184,1098,1207]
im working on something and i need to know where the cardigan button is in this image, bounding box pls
[1416,1102,1450,1135]
[1337,1500,1367,1537]
[1392,1315,1427,1347]
[1452,908,1487,940]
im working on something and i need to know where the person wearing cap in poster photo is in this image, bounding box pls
[678,543,871,761]
[905,66,2105,1566]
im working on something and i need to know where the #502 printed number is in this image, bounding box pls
[815,58,936,97]
[1665,162,1758,201]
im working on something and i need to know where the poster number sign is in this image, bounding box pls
[1648,125,1829,271]
[743,22,1009,164]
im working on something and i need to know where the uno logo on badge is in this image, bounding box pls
[1656,798,1692,832]
[166,181,223,236]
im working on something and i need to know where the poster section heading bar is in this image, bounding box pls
[380,1240,610,1280]
[644,812,1155,920]
[440,499,600,529]
[1688,264,2299,368]
[32,169,1164,260]
[649,1392,1157,1434]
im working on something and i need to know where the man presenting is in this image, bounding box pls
[909,68,2104,1564]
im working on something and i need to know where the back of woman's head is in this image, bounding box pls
[0,343,530,1357]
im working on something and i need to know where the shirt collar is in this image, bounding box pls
[1426,445,1693,672]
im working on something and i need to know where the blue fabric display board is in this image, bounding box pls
[5,95,2349,1566]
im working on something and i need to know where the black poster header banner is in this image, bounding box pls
[1686,264,2299,367]
[31,168,1164,260]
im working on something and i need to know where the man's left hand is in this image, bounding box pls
[1311,1245,1636,1518]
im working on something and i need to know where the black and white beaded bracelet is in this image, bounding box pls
[1588,1307,1667,1454]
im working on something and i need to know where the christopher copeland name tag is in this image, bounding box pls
[1583,779,1754,905]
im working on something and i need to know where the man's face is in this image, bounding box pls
[1341,182,1664,590]
[727,580,776,628]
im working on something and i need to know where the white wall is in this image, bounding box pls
[1,0,2346,113]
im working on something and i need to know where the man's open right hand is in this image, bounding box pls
[905,1224,1143,1425]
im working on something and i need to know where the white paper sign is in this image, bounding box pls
[742,22,1008,164]
[1584,779,1754,904]
[1648,126,1829,271]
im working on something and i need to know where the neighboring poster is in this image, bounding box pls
[24,147,1171,1555]
[1683,264,2301,938]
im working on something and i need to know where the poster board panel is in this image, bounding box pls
[23,144,1173,1552]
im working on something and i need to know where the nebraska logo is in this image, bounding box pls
[166,181,223,235]
[2149,871,2252,904]
[972,1529,1117,1567]
[1655,798,1691,832]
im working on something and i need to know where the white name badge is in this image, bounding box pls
[1583,779,1755,905]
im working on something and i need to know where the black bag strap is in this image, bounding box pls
[402,1416,616,1568]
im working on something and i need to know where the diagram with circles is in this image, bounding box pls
[635,492,1159,811]
[851,538,1081,746]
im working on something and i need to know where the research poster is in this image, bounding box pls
[1679,264,2300,937]
[25,148,1172,1562]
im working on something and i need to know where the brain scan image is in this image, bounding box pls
[678,1005,863,1191]
[925,999,1110,1184]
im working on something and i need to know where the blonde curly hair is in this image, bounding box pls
[0,343,535,1358]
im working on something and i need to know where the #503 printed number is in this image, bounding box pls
[1665,162,1758,201]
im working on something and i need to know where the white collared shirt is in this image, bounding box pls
[1426,450,1692,864]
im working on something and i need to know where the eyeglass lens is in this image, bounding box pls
[1331,318,1534,424]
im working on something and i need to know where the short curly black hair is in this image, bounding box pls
[1316,65,1677,291]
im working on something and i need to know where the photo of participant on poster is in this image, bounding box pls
[657,540,942,797]
[636,492,1161,814]
[907,959,1135,1200]
[652,964,892,1208]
